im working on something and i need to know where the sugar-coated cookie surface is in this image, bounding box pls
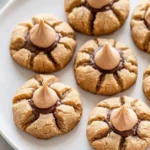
[12,75,82,139]
[10,14,76,73]
[131,0,150,52]
[74,38,138,96]
[86,96,150,150]
[65,0,129,35]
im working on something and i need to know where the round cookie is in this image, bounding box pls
[131,0,150,52]
[10,14,76,73]
[12,75,82,139]
[143,65,150,100]
[65,0,129,35]
[74,38,138,96]
[86,96,150,150]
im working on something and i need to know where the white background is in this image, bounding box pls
[0,0,150,150]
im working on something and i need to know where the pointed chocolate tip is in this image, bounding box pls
[33,85,59,109]
[39,19,45,27]
[43,83,48,89]
[29,18,56,48]
[94,43,121,70]
[110,105,138,131]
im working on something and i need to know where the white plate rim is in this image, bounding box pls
[0,1,20,149]
[0,0,150,150]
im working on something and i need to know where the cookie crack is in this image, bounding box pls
[74,51,94,68]
[59,42,72,52]
[94,38,99,46]
[124,67,137,75]
[90,129,109,144]
[53,112,61,130]
[110,5,122,23]
[29,53,37,69]
[96,74,106,93]
[35,78,42,86]
[119,138,125,150]
[113,73,123,89]
[97,104,120,110]
[141,9,150,51]
[26,99,62,130]
[114,40,117,47]
[23,33,62,71]
[48,53,59,66]
[66,1,84,13]
[35,76,57,86]
[91,13,97,35]
[75,61,89,69]
[114,40,130,51]
[124,65,137,74]
[143,34,150,52]
[125,57,137,65]
[132,5,149,21]
[79,50,94,55]
[55,29,73,38]
[85,0,120,35]
[61,88,72,98]
[51,87,72,100]
[52,21,62,28]
[61,101,82,114]
[143,73,150,80]
[88,117,106,125]
[23,117,38,131]
[120,96,126,105]
[118,47,130,51]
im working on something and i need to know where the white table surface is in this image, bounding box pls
[0,1,13,149]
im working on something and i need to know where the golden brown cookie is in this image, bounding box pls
[131,0,150,52]
[65,0,129,35]
[87,96,150,150]
[143,65,150,100]
[74,38,138,96]
[12,75,82,139]
[10,14,76,73]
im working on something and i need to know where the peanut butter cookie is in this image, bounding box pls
[10,14,76,73]
[143,65,150,100]
[131,0,150,52]
[12,75,82,139]
[65,0,129,35]
[74,38,138,96]
[87,96,150,150]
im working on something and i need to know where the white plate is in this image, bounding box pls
[0,0,150,150]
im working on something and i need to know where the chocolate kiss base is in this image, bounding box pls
[24,32,60,53]
[83,0,117,13]
[29,99,61,119]
[89,48,124,74]
[106,111,138,138]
